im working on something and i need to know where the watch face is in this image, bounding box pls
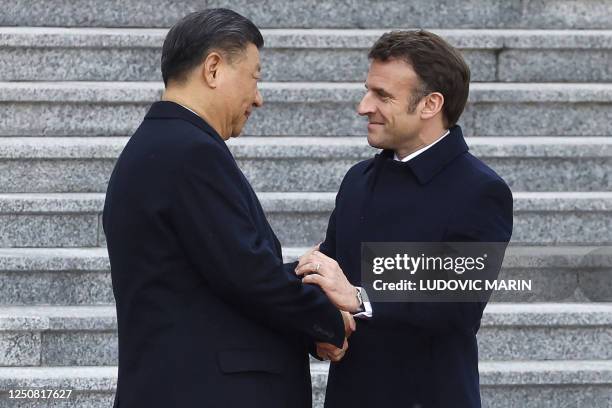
[358,287,369,303]
[356,288,364,309]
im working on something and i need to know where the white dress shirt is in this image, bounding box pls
[176,102,200,118]
[394,130,450,162]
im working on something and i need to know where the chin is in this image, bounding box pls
[366,133,386,150]
[230,126,245,138]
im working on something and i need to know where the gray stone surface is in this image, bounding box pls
[231,137,612,192]
[0,271,113,305]
[2,82,611,136]
[312,360,612,408]
[0,363,601,408]
[2,304,612,366]
[2,0,611,29]
[0,192,610,247]
[0,194,104,214]
[499,49,612,82]
[42,332,117,366]
[479,360,612,385]
[0,160,116,193]
[260,192,612,246]
[479,326,612,360]
[0,48,162,82]
[520,0,612,30]
[479,303,612,360]
[0,215,98,248]
[0,248,110,272]
[580,269,612,302]
[5,27,612,50]
[0,393,114,408]
[469,102,612,137]
[0,194,101,248]
[3,136,609,192]
[482,303,612,326]
[4,27,612,82]
[2,246,610,305]
[0,366,117,389]
[480,385,612,408]
[0,332,40,366]
[0,43,493,82]
[0,307,116,331]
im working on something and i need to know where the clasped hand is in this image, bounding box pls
[296,246,358,362]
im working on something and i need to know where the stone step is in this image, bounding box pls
[1,304,611,367]
[1,246,610,306]
[312,360,612,408]
[0,192,610,247]
[2,28,612,82]
[1,0,611,29]
[0,366,116,407]
[2,82,611,137]
[0,248,113,306]
[1,136,609,193]
[0,306,116,367]
[0,361,610,408]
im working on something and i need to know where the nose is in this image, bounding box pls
[253,87,263,108]
[357,92,374,116]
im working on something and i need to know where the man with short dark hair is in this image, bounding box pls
[103,9,352,408]
[296,30,513,407]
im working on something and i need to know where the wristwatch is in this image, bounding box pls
[355,286,369,313]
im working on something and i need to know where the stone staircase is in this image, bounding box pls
[1,1,611,407]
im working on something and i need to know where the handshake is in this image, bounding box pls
[295,245,361,362]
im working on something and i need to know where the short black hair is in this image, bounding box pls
[161,8,264,86]
[368,30,470,127]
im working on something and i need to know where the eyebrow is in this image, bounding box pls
[364,83,393,98]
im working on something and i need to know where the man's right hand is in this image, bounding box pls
[342,310,356,337]
[316,339,348,362]
[316,311,356,362]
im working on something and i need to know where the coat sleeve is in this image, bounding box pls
[319,170,348,259]
[370,179,513,334]
[318,207,338,260]
[172,142,345,347]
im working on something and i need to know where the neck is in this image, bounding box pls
[162,87,230,140]
[394,123,448,161]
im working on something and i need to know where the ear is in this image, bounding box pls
[420,92,444,120]
[200,52,223,88]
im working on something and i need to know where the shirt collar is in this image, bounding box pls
[366,125,469,185]
[407,125,468,184]
[393,130,450,162]
[144,101,228,151]
[176,103,200,118]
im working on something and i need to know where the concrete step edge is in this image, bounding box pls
[0,245,610,271]
[1,192,612,213]
[2,303,612,331]
[2,82,612,103]
[2,27,612,49]
[2,136,612,159]
[2,361,612,387]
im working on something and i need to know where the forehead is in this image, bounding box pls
[366,59,419,90]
